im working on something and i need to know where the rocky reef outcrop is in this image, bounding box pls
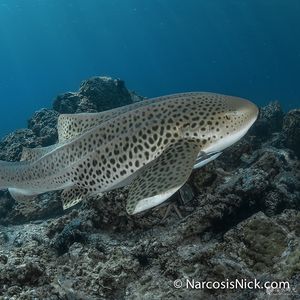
[53,77,135,114]
[0,78,299,299]
[282,109,300,157]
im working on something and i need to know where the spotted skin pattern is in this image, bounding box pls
[0,92,259,214]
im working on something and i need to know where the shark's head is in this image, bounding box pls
[184,94,259,154]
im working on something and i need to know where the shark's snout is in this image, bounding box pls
[200,95,259,154]
[227,96,259,126]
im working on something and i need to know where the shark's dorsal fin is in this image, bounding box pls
[57,112,114,143]
[56,95,177,142]
[57,103,144,143]
[126,140,200,215]
[20,145,58,162]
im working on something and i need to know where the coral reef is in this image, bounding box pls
[28,109,60,146]
[0,77,299,299]
[53,77,134,114]
[283,109,300,157]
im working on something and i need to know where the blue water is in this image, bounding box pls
[0,0,299,138]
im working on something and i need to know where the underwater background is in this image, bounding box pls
[1,1,300,299]
[0,0,300,137]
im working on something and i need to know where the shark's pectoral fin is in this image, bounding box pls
[61,186,89,210]
[126,140,200,215]
[8,188,38,203]
[193,151,222,169]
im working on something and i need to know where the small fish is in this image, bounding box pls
[0,93,258,214]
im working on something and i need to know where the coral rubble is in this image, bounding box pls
[0,77,299,299]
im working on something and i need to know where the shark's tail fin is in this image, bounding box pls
[0,160,40,203]
[0,160,15,190]
[0,160,29,190]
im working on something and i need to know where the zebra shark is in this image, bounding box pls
[0,92,258,214]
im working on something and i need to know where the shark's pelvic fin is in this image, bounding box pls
[8,188,37,203]
[126,140,200,215]
[61,186,89,210]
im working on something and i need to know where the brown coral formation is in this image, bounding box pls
[0,77,299,299]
